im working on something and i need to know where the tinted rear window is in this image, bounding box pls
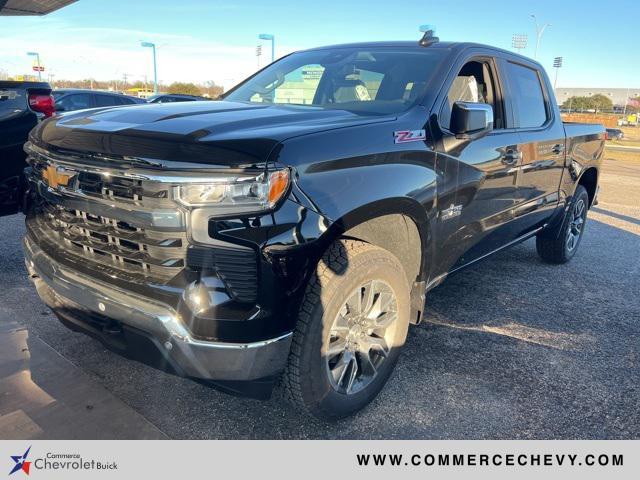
[57,93,93,111]
[505,62,548,128]
[95,95,122,107]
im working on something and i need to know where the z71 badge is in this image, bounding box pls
[394,129,426,144]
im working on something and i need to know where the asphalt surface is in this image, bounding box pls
[0,155,638,439]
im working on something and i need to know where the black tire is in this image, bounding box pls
[536,185,589,264]
[279,239,410,420]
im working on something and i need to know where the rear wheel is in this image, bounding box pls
[279,239,410,420]
[536,185,589,264]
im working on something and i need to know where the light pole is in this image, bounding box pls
[258,34,275,63]
[530,14,552,60]
[511,34,528,54]
[553,56,563,89]
[140,41,158,94]
[26,51,42,81]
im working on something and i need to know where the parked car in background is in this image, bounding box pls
[53,89,145,112]
[147,93,209,103]
[618,115,639,127]
[605,128,624,141]
[0,80,54,216]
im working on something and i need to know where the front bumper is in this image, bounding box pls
[24,235,292,384]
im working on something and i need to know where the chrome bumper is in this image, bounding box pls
[23,236,292,381]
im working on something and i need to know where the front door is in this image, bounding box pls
[433,56,524,274]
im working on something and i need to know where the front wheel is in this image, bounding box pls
[536,185,589,264]
[279,240,410,420]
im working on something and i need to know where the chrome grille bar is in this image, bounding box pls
[33,208,186,280]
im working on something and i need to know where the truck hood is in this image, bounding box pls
[34,100,395,168]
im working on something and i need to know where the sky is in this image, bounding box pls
[1,0,638,91]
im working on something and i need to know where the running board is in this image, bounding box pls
[425,225,546,293]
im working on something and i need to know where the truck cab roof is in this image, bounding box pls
[305,40,542,67]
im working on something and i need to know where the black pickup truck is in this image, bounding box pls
[0,81,54,216]
[22,36,604,420]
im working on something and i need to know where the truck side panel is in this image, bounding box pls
[561,122,605,203]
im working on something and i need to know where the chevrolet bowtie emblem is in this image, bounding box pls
[43,165,74,189]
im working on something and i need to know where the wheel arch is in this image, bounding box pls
[317,198,432,324]
[577,167,598,207]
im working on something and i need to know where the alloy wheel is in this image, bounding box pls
[326,280,398,395]
[566,198,586,252]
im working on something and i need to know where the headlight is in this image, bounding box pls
[175,169,290,214]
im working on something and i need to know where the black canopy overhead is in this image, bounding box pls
[0,0,76,15]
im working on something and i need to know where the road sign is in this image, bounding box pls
[32,65,44,72]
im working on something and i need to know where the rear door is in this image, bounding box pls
[502,59,565,232]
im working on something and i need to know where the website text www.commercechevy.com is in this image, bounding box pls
[356,452,623,468]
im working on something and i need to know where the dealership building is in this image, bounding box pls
[555,87,640,107]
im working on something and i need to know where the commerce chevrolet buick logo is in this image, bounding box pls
[8,446,31,476]
[42,164,75,189]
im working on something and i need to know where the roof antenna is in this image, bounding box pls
[419,24,439,47]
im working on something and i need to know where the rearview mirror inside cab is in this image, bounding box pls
[450,101,493,139]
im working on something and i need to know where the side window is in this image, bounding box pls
[505,62,548,128]
[95,95,120,107]
[441,60,501,130]
[58,93,92,111]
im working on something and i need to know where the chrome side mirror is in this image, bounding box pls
[450,101,494,139]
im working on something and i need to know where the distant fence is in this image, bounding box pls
[561,113,619,128]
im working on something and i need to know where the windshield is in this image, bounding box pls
[224,47,447,115]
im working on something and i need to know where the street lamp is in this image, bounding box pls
[553,56,563,89]
[512,34,528,54]
[26,51,42,81]
[530,14,552,60]
[258,34,275,63]
[140,41,158,94]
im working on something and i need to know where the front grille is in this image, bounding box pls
[26,148,190,283]
[26,145,259,301]
[36,203,186,281]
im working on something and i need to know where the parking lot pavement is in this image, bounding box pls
[0,320,167,439]
[0,156,638,440]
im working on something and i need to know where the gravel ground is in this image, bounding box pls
[0,156,638,439]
